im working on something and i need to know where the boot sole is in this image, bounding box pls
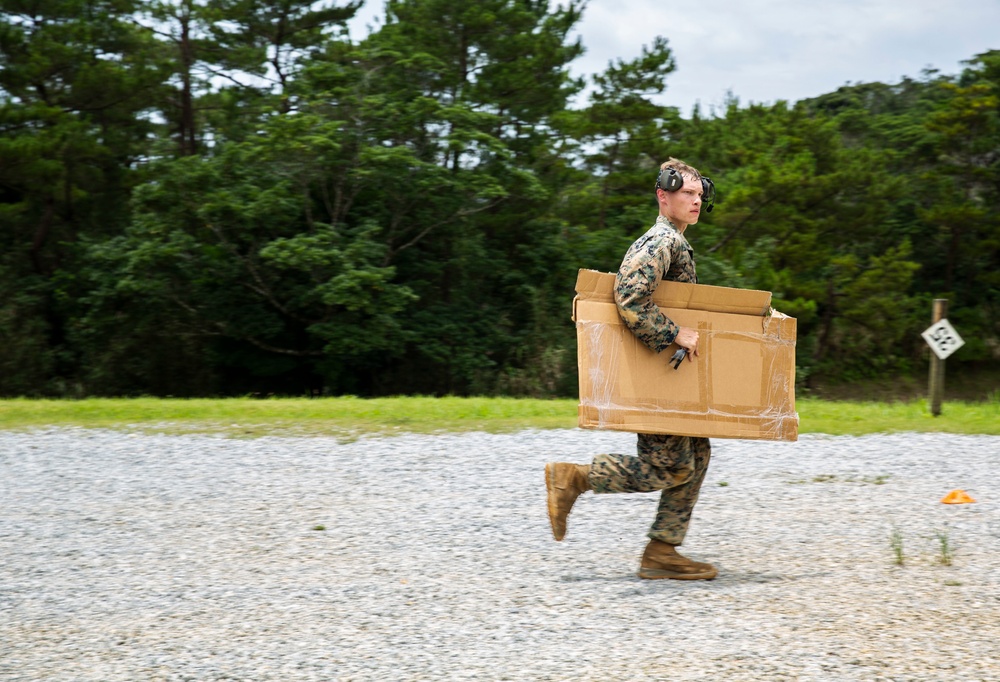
[637,567,718,581]
[544,463,564,541]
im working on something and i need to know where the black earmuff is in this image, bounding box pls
[701,177,715,213]
[656,168,716,213]
[655,168,684,193]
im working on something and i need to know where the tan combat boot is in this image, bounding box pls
[637,539,718,580]
[544,462,590,541]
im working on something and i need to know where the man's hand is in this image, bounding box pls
[673,327,699,361]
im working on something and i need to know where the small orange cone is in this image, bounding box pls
[941,489,976,504]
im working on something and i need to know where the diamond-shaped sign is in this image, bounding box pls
[921,319,965,360]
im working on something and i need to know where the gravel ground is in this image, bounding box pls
[1,427,999,681]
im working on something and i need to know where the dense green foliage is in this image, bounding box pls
[2,1,998,397]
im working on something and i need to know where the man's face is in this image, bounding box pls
[660,176,703,227]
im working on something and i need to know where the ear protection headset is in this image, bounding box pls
[655,167,716,213]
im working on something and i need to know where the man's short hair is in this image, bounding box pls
[660,157,702,182]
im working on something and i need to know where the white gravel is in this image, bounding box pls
[1,427,999,681]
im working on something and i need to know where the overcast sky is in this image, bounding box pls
[347,0,1000,117]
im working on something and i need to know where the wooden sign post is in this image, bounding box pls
[927,300,947,417]
[921,299,964,417]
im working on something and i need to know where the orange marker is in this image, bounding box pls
[940,489,976,504]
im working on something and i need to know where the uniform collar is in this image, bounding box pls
[655,215,682,232]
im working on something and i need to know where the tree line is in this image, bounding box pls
[2,0,998,397]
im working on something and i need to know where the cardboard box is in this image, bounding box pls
[574,269,798,441]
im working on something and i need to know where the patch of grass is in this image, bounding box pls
[861,474,892,485]
[0,395,998,439]
[890,526,905,566]
[789,473,891,485]
[935,531,954,566]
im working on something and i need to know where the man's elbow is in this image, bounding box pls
[618,306,641,327]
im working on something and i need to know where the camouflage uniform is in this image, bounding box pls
[588,215,711,546]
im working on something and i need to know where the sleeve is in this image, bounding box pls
[614,234,681,353]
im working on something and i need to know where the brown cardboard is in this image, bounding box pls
[574,270,798,441]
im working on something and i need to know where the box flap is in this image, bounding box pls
[575,269,772,317]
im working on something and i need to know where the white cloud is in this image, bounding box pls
[348,0,1000,115]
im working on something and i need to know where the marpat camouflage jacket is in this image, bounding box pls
[614,215,698,353]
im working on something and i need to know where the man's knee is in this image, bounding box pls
[668,463,695,487]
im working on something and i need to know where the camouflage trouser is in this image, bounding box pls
[589,434,711,545]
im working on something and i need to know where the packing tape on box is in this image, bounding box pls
[576,315,798,442]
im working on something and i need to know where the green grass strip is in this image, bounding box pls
[796,397,1000,436]
[0,396,997,439]
[0,397,578,439]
